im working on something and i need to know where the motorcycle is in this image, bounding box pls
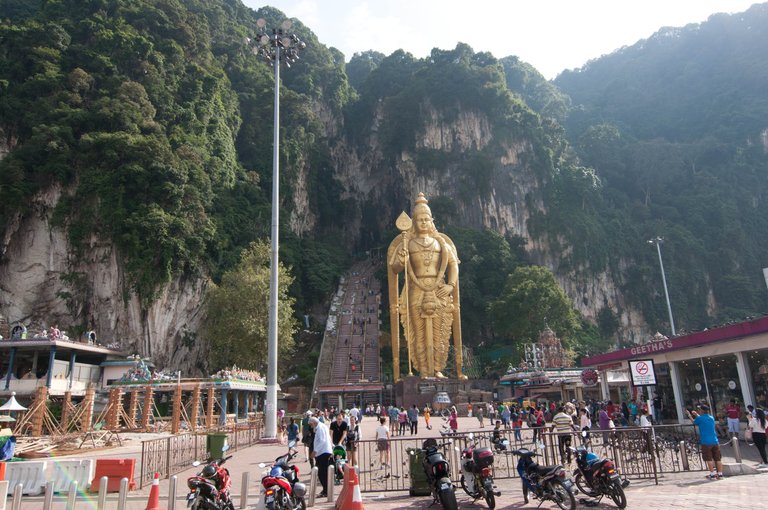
[187,453,235,510]
[458,433,500,509]
[572,444,628,509]
[258,440,307,510]
[512,448,576,510]
[410,438,458,510]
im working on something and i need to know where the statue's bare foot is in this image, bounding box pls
[435,372,447,379]
[458,374,468,380]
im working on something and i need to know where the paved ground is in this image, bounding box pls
[11,416,768,508]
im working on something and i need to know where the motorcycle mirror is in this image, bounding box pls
[288,439,297,449]
[454,446,460,452]
[468,432,474,440]
[582,431,588,438]
[258,463,267,468]
[192,461,201,467]
[447,439,453,444]
[222,444,231,452]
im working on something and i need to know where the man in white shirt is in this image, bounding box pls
[351,404,361,422]
[310,417,334,497]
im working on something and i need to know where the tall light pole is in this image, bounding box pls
[251,18,306,439]
[648,236,676,336]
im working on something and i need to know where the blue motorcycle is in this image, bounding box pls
[512,448,576,510]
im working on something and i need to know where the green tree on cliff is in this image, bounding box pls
[488,265,580,345]
[203,240,298,372]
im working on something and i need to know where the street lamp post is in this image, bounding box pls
[648,236,676,336]
[250,18,306,439]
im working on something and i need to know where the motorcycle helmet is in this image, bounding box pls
[585,452,599,465]
[202,465,218,479]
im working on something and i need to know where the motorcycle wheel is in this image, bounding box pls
[459,475,479,498]
[548,479,576,510]
[483,491,496,509]
[574,472,599,497]
[438,487,459,510]
[608,480,627,509]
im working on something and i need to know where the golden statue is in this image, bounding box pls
[387,193,465,380]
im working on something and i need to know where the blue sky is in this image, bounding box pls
[242,0,760,79]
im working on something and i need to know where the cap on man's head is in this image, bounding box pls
[699,404,710,412]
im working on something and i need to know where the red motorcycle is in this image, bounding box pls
[458,433,500,509]
[186,455,234,510]
[258,440,306,510]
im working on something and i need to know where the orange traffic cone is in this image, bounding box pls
[145,472,164,510]
[335,465,364,510]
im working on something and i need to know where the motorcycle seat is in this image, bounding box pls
[530,464,563,476]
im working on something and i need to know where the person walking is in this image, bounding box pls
[449,406,459,433]
[477,404,485,428]
[408,404,419,435]
[397,407,408,436]
[552,406,576,464]
[747,408,768,467]
[375,416,390,467]
[687,404,724,480]
[287,417,300,455]
[423,404,432,430]
[309,417,334,497]
[302,411,315,468]
[347,415,360,467]
[579,408,591,445]
[512,408,523,442]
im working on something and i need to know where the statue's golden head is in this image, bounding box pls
[411,192,437,234]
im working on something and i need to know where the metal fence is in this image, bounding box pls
[355,423,706,492]
[139,417,264,488]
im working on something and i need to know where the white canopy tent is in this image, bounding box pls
[0,392,27,412]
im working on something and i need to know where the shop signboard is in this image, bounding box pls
[629,359,657,386]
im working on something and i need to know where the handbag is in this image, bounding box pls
[745,428,753,442]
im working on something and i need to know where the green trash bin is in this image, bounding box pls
[207,432,229,459]
[407,447,431,496]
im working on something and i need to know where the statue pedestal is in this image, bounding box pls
[395,375,473,409]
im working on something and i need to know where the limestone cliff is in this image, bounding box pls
[0,182,208,373]
[328,102,649,342]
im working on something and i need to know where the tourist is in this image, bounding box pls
[512,407,523,442]
[747,408,767,466]
[687,404,724,480]
[577,408,590,443]
[477,403,485,428]
[423,404,432,430]
[449,406,459,433]
[725,399,742,438]
[309,417,334,497]
[301,411,314,468]
[501,404,511,430]
[388,405,399,434]
[347,415,360,467]
[629,399,638,425]
[408,405,419,435]
[375,417,390,467]
[652,393,664,424]
[552,406,576,464]
[330,412,349,446]
[398,407,408,436]
[287,417,299,455]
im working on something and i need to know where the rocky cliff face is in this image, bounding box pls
[0,182,209,373]
[329,103,649,343]
[0,100,648,370]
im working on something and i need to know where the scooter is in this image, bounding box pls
[458,433,500,509]
[410,438,458,510]
[512,447,576,510]
[187,449,234,510]
[258,440,307,510]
